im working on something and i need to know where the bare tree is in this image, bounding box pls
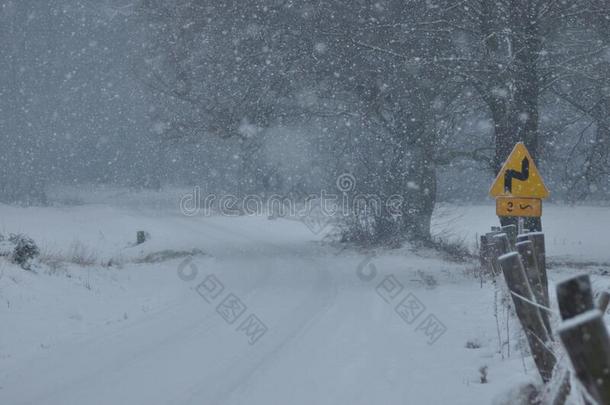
[438,0,609,224]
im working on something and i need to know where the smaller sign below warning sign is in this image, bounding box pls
[496,197,542,217]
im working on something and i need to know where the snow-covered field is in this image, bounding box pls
[432,203,610,264]
[1,190,609,405]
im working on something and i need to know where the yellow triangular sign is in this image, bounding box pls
[489,142,549,199]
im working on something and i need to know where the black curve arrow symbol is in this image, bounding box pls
[504,157,529,193]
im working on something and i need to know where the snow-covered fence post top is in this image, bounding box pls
[501,224,517,248]
[556,275,594,321]
[556,274,610,404]
[558,309,610,404]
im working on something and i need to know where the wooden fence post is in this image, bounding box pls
[493,233,511,256]
[556,274,601,405]
[501,224,517,247]
[498,252,555,382]
[137,231,147,245]
[528,232,548,304]
[557,274,594,321]
[558,309,610,404]
[480,234,491,273]
[516,232,549,307]
[481,231,502,275]
[516,240,552,336]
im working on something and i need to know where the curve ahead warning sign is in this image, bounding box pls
[489,142,549,199]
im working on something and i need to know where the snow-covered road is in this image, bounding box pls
[2,199,609,404]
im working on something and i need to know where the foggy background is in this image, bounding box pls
[1,0,608,212]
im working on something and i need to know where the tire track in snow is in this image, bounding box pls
[180,262,338,405]
[2,253,281,405]
[1,216,329,405]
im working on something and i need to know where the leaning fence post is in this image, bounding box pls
[515,240,544,304]
[516,240,552,337]
[517,232,549,307]
[558,309,610,404]
[554,275,598,405]
[501,224,517,247]
[483,231,504,275]
[529,232,548,304]
[498,252,555,382]
[493,233,511,256]
[557,274,595,321]
[480,234,491,272]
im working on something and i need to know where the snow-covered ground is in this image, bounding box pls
[1,190,609,404]
[432,203,610,264]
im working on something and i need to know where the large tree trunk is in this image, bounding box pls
[486,1,542,231]
[351,129,437,246]
[511,9,541,162]
[401,141,437,242]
